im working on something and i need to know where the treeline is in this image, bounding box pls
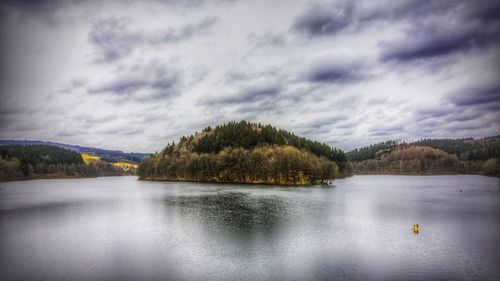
[0,145,122,181]
[0,140,150,163]
[176,121,347,171]
[350,145,500,176]
[347,137,500,162]
[139,121,351,185]
[346,140,398,162]
[412,138,500,161]
[139,145,340,185]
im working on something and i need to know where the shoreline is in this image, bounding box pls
[0,174,134,183]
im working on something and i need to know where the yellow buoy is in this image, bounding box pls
[412,224,420,234]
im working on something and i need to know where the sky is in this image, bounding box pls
[0,0,499,153]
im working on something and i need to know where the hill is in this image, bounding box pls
[0,140,150,163]
[0,145,122,181]
[138,121,351,185]
[347,137,500,176]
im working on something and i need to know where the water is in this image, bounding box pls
[1,175,499,281]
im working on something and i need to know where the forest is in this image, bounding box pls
[139,121,351,185]
[347,137,500,176]
[0,145,122,181]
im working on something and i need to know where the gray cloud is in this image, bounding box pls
[305,50,368,84]
[448,83,500,107]
[292,0,500,64]
[89,17,141,63]
[247,32,286,47]
[204,84,282,105]
[0,0,76,25]
[415,108,455,120]
[307,59,364,83]
[302,114,350,129]
[380,28,474,62]
[380,21,500,63]
[369,124,406,137]
[378,1,500,63]
[87,62,179,100]
[292,1,355,36]
[89,16,219,62]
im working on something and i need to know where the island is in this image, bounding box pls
[138,121,351,185]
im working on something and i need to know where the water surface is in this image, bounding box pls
[1,175,499,280]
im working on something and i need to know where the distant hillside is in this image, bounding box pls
[0,145,122,181]
[347,136,500,176]
[0,140,150,164]
[139,121,351,185]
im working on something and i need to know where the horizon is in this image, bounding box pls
[1,0,499,153]
[1,128,499,154]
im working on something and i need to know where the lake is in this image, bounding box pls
[1,175,499,281]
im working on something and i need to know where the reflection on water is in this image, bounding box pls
[163,192,288,241]
[0,175,499,281]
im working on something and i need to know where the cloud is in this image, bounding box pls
[378,1,500,63]
[148,16,219,43]
[0,0,75,25]
[368,124,406,137]
[292,1,355,36]
[89,17,141,63]
[305,50,367,83]
[204,84,282,105]
[301,114,350,129]
[380,27,473,62]
[247,32,286,47]
[415,107,455,120]
[380,21,500,63]
[291,0,500,65]
[87,62,179,100]
[448,82,500,107]
[89,16,219,62]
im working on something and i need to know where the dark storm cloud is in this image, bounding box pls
[292,0,355,36]
[448,83,500,107]
[89,16,219,62]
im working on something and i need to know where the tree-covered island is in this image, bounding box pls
[138,121,352,185]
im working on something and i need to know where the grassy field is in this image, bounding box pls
[112,162,138,172]
[81,153,101,164]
